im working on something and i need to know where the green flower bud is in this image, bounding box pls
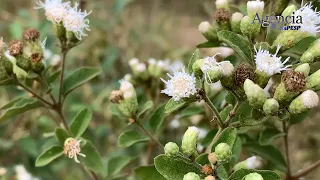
[213,8,231,31]
[147,58,157,77]
[208,153,217,164]
[301,39,320,63]
[192,59,204,78]
[215,143,231,162]
[118,80,138,117]
[231,12,244,33]
[53,23,66,41]
[273,82,297,104]
[207,65,222,83]
[244,79,267,108]
[240,16,261,38]
[281,5,297,18]
[295,63,310,77]
[244,173,264,180]
[0,65,9,81]
[183,172,200,180]
[289,90,319,114]
[198,22,218,41]
[255,70,270,88]
[2,55,13,74]
[181,126,200,156]
[13,64,28,80]
[220,61,235,89]
[263,98,279,115]
[164,142,179,156]
[30,53,44,73]
[306,69,320,91]
[233,156,263,171]
[247,0,264,18]
[216,0,229,10]
[273,30,310,51]
[66,31,80,47]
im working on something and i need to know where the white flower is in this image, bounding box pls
[301,90,319,108]
[120,79,135,99]
[293,2,320,36]
[254,44,290,76]
[232,12,244,22]
[263,78,274,97]
[136,63,146,72]
[129,58,139,67]
[215,0,228,9]
[63,3,91,40]
[201,54,226,84]
[219,61,234,76]
[198,21,211,33]
[64,138,86,163]
[246,156,263,169]
[161,66,197,101]
[15,165,39,180]
[247,0,264,16]
[35,0,70,24]
[123,74,132,81]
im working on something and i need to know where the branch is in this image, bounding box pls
[292,160,320,179]
[58,51,67,104]
[18,82,54,107]
[202,93,224,127]
[283,121,292,177]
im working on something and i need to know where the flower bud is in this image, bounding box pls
[289,90,319,114]
[9,40,30,71]
[231,12,243,33]
[109,90,124,104]
[118,80,138,117]
[2,53,13,75]
[273,30,310,51]
[240,15,261,38]
[198,21,218,41]
[66,31,80,46]
[0,65,9,81]
[244,79,267,108]
[205,176,215,180]
[281,5,297,18]
[273,83,297,104]
[244,172,264,180]
[255,70,271,88]
[306,69,320,91]
[263,98,279,115]
[295,63,310,77]
[213,8,231,31]
[234,156,264,171]
[135,63,149,80]
[208,153,217,164]
[181,126,200,156]
[301,39,320,63]
[220,61,235,89]
[247,0,264,18]
[183,172,200,180]
[216,0,229,10]
[164,142,179,156]
[215,143,231,162]
[192,59,204,78]
[207,65,222,83]
[30,53,44,73]
[147,58,157,76]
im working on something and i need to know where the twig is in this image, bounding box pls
[202,93,224,127]
[292,160,320,179]
[90,170,99,180]
[224,100,241,126]
[283,121,292,177]
[58,50,68,104]
[135,119,164,151]
[18,82,54,107]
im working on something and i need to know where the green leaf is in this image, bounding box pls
[70,108,92,138]
[211,127,237,152]
[259,128,285,146]
[244,143,287,172]
[196,41,220,48]
[35,146,63,167]
[216,165,228,180]
[48,70,61,84]
[187,49,200,73]
[149,104,166,132]
[0,98,43,122]
[217,30,253,64]
[55,128,70,145]
[289,111,310,124]
[62,67,101,96]
[154,154,203,180]
[135,165,166,180]
[107,156,133,177]
[81,141,104,174]
[239,115,270,126]
[165,98,193,114]
[202,129,218,147]
[109,104,125,118]
[180,106,204,119]
[118,130,150,147]
[137,101,153,118]
[230,136,242,166]
[228,169,281,180]
[220,104,233,121]
[195,153,209,165]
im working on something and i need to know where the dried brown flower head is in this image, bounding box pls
[23,28,40,42]
[9,40,23,56]
[213,8,230,23]
[282,70,306,92]
[109,90,124,104]
[235,64,255,87]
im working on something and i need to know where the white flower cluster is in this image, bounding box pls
[35,0,91,40]
[294,2,320,36]
[254,44,290,76]
[161,65,197,101]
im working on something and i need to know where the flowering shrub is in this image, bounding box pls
[1,0,320,180]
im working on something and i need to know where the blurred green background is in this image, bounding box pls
[0,0,320,179]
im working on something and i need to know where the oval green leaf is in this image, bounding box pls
[35,146,63,167]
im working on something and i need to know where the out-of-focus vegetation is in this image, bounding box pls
[0,0,320,180]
